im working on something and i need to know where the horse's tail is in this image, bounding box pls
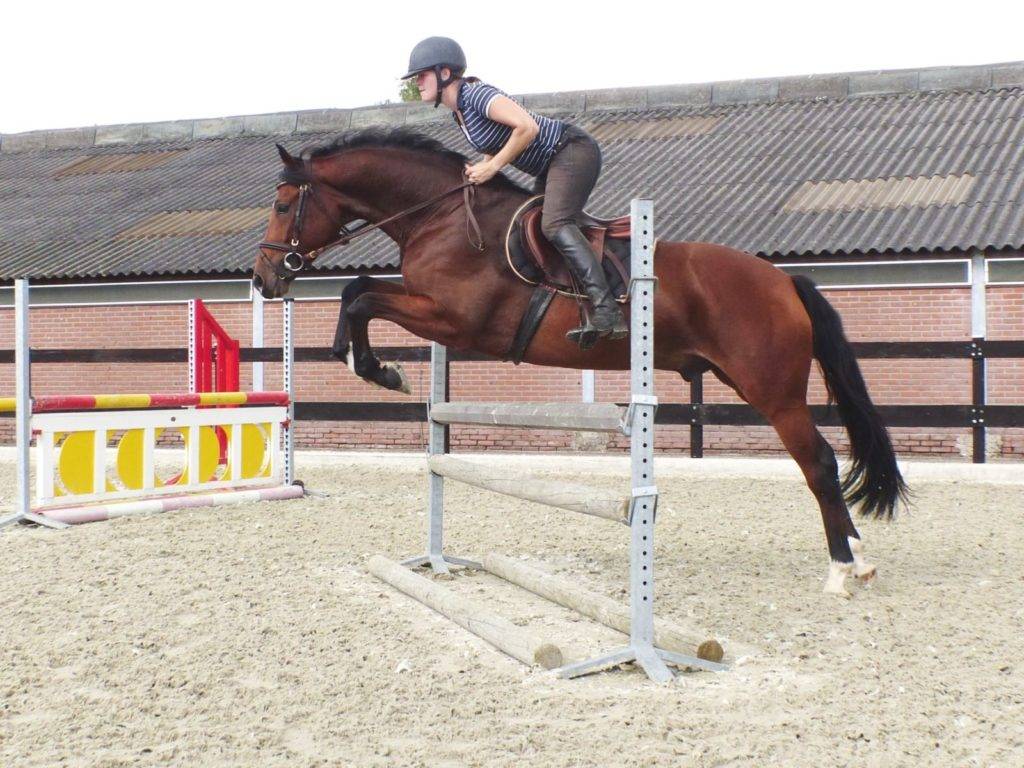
[790,275,908,518]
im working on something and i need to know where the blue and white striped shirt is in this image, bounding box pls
[455,80,565,177]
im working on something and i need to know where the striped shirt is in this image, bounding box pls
[455,80,565,177]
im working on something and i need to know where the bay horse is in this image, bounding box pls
[252,127,907,597]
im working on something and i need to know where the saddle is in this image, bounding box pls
[505,195,633,302]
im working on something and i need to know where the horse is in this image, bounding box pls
[252,126,908,597]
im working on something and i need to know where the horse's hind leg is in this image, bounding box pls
[692,363,874,594]
[768,404,875,597]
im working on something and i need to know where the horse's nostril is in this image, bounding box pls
[253,274,263,291]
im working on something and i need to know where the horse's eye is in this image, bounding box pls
[276,203,290,214]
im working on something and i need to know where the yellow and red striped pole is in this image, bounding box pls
[0,391,289,413]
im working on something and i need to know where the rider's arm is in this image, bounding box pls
[484,96,539,170]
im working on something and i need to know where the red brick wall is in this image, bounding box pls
[1,283,1021,460]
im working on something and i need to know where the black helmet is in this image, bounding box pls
[401,37,466,108]
[400,37,467,79]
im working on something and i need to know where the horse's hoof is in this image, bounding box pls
[854,563,877,582]
[824,561,854,598]
[848,537,876,582]
[382,362,412,394]
[824,585,853,599]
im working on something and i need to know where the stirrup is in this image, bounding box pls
[567,303,601,350]
[566,324,602,351]
[604,323,629,341]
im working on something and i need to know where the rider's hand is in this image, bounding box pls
[464,160,499,185]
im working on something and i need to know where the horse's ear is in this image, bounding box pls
[276,143,298,167]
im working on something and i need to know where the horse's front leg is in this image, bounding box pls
[332,276,408,363]
[344,291,460,393]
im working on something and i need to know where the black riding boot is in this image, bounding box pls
[548,224,629,350]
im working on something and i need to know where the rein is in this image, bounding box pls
[258,177,485,280]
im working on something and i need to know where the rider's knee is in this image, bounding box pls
[540,212,576,241]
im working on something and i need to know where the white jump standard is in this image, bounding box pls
[1,281,67,530]
[0,283,302,530]
[371,200,728,682]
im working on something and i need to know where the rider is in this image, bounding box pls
[400,36,628,348]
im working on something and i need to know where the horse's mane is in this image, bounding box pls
[281,126,531,194]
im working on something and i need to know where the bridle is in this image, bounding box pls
[257,180,330,280]
[257,166,485,282]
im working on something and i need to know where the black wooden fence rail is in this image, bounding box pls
[3,340,1023,463]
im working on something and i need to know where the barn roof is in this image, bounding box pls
[2,61,1023,281]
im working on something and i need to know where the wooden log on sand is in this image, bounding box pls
[483,553,759,663]
[367,555,565,670]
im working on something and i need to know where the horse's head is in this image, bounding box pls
[253,144,343,299]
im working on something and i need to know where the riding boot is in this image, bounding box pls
[547,224,629,350]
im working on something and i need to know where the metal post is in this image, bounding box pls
[581,370,595,403]
[690,374,704,459]
[251,286,265,392]
[426,343,449,572]
[402,342,478,573]
[970,253,987,463]
[557,200,723,682]
[971,340,986,463]
[625,199,671,682]
[971,253,987,340]
[282,298,295,485]
[1,279,68,530]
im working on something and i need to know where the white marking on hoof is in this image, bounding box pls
[824,561,853,598]
[383,362,412,395]
[345,344,356,375]
[849,536,877,581]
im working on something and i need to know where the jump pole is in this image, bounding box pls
[368,555,565,669]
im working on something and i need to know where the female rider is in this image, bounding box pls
[401,36,628,348]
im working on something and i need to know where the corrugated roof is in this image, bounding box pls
[589,115,722,142]
[1,61,1023,280]
[55,150,188,177]
[783,173,977,213]
[117,207,269,238]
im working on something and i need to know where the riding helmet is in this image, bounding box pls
[400,36,467,79]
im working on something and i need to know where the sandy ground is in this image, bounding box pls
[1,452,1023,767]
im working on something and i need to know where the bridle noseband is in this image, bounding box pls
[257,165,485,282]
[257,181,334,280]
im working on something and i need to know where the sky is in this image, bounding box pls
[3,0,1022,134]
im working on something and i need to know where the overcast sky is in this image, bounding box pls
[3,0,1022,134]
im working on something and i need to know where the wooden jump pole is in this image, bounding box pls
[368,555,565,669]
[427,455,629,523]
[482,553,757,663]
[429,401,625,432]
